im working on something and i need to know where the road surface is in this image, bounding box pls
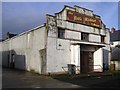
[2,68,120,89]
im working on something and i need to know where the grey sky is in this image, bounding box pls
[2,2,119,39]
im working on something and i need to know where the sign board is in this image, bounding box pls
[67,10,101,28]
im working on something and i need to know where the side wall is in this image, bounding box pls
[103,29,111,70]
[2,40,10,67]
[2,26,46,74]
[46,15,71,74]
[46,38,71,73]
[94,48,103,72]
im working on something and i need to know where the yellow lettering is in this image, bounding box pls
[85,17,96,22]
[74,16,82,21]
[68,11,74,15]
[91,23,100,27]
[67,10,100,28]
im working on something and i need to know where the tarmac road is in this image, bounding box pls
[2,68,81,88]
[2,67,120,89]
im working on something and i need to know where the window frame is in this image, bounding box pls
[101,35,105,43]
[58,28,65,39]
[81,32,89,41]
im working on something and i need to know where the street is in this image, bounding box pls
[2,68,81,88]
[2,68,120,89]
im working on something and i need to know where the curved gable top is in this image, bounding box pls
[55,5,102,29]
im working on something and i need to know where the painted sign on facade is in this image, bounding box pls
[67,10,101,28]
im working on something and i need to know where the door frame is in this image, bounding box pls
[80,51,94,73]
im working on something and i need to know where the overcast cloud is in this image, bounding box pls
[2,2,118,39]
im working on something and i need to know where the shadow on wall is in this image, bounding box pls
[2,49,26,70]
[103,49,109,71]
[0,52,2,66]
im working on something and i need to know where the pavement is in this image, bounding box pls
[2,67,120,89]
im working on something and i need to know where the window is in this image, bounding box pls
[58,28,65,39]
[81,32,89,41]
[101,36,105,43]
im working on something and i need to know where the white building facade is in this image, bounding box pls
[1,5,110,74]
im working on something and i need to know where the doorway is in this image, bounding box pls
[80,51,93,73]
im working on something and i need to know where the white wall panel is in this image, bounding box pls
[66,30,81,40]
[2,26,46,74]
[70,45,80,66]
[94,48,103,72]
[100,29,106,35]
[89,34,101,43]
[46,38,71,73]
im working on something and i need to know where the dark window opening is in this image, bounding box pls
[58,28,65,39]
[101,36,105,43]
[81,32,89,41]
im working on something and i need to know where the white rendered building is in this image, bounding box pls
[1,5,110,74]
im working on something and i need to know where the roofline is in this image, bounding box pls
[2,24,46,42]
[55,5,94,15]
[93,14,101,18]
[105,28,110,32]
[111,40,120,42]
[74,5,93,12]
[46,14,55,17]
[55,5,75,15]
[55,5,102,22]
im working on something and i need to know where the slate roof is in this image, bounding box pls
[110,30,120,42]
[111,47,120,61]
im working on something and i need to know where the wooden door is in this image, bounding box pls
[88,52,94,72]
[80,51,93,73]
[80,51,89,73]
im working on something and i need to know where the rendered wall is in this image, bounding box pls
[89,34,101,43]
[2,26,46,74]
[102,29,111,70]
[65,30,81,40]
[56,5,106,36]
[111,61,120,70]
[46,5,110,74]
[46,38,71,73]
[46,15,71,74]
[2,40,10,67]
[70,45,80,67]
[103,45,110,70]
[94,48,103,72]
